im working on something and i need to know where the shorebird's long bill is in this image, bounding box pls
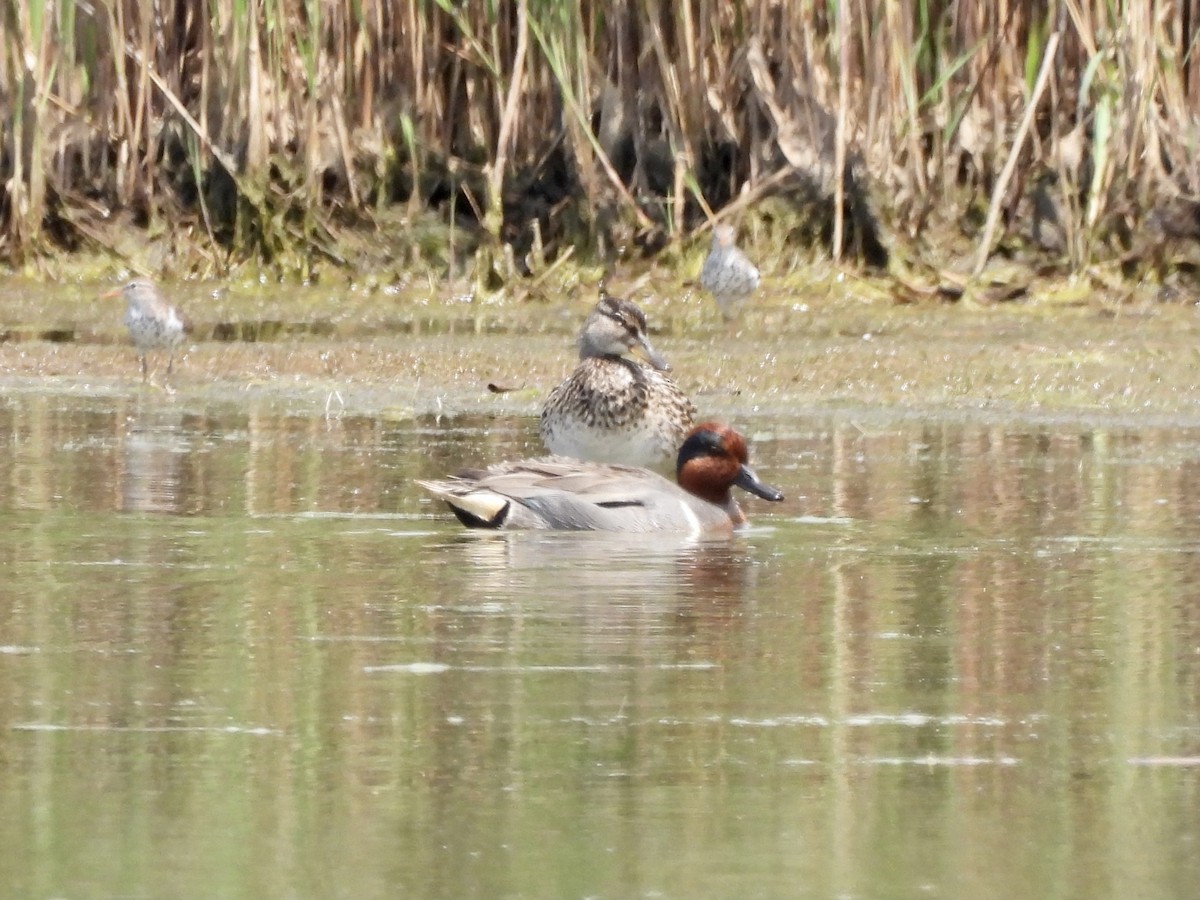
[99,286,124,300]
[634,335,672,372]
[734,464,785,502]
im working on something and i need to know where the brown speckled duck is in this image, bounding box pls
[539,293,695,467]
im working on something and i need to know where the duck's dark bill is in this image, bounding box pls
[734,464,784,502]
[636,336,672,372]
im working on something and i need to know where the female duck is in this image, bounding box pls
[419,423,783,534]
[540,293,695,467]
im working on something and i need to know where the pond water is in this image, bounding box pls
[1,385,1199,898]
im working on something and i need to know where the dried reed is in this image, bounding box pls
[1,1,1198,275]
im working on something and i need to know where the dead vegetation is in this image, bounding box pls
[2,2,1200,285]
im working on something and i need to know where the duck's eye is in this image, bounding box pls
[617,313,642,332]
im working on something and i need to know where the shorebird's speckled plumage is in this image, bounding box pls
[103,279,186,382]
[540,294,696,467]
[420,423,784,534]
[700,224,760,320]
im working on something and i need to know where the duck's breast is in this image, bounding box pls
[541,362,691,467]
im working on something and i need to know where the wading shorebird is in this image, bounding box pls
[101,279,186,383]
[420,422,783,534]
[539,293,695,468]
[700,224,760,320]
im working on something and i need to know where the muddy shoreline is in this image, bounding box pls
[3,270,1200,429]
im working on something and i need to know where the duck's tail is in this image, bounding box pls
[417,479,511,529]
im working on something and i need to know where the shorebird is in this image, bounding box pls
[539,293,696,467]
[700,224,760,320]
[101,279,186,383]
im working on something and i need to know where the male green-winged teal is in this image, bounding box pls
[101,279,186,382]
[539,293,695,467]
[419,422,783,534]
[700,224,760,320]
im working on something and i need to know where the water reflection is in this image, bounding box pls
[428,530,768,606]
[119,405,190,513]
[1,392,1200,899]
